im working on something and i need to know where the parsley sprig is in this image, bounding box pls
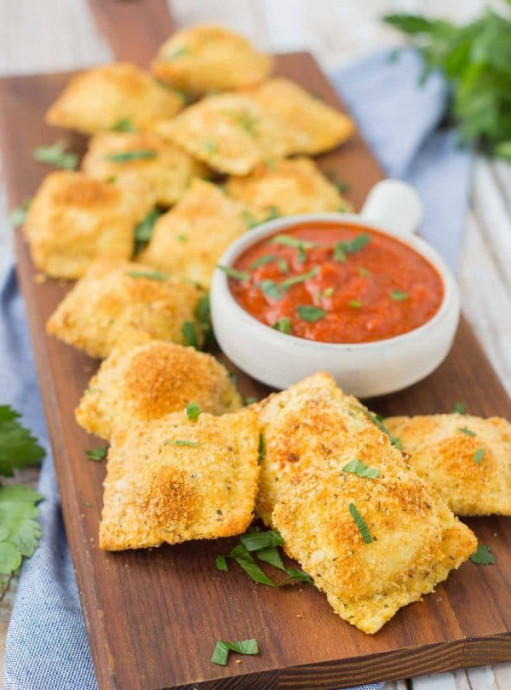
[211,638,259,666]
[33,141,78,170]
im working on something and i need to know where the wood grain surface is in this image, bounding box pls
[0,21,510,690]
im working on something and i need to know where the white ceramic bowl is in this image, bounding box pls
[211,180,460,398]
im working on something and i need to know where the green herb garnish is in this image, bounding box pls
[107,149,156,162]
[33,141,78,170]
[260,280,285,300]
[359,267,370,277]
[165,440,200,448]
[273,317,291,334]
[242,209,261,229]
[391,290,409,301]
[134,207,163,252]
[8,198,32,228]
[459,426,476,437]
[357,407,402,449]
[281,267,319,290]
[272,234,318,263]
[349,299,362,309]
[86,446,108,462]
[296,305,326,322]
[470,543,495,565]
[240,530,283,552]
[110,118,135,132]
[0,406,45,477]
[349,502,373,544]
[474,448,485,464]
[215,555,228,571]
[452,402,466,414]
[265,206,280,222]
[211,638,259,666]
[334,233,371,262]
[343,459,380,479]
[182,321,199,348]
[163,46,189,61]
[323,287,334,297]
[177,233,187,243]
[217,265,250,281]
[128,270,168,281]
[244,397,257,406]
[250,254,276,270]
[258,434,266,463]
[186,402,201,421]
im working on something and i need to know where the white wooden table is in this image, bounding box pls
[0,1,509,689]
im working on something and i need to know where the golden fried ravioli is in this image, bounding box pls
[25,172,154,279]
[247,78,355,154]
[385,414,511,516]
[46,255,205,358]
[273,467,476,634]
[76,336,242,439]
[138,179,249,287]
[151,24,273,95]
[226,158,351,215]
[46,62,183,135]
[155,94,300,175]
[82,132,207,207]
[99,408,260,550]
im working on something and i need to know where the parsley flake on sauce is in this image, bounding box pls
[334,233,371,262]
[217,265,250,281]
[250,254,276,269]
[281,267,319,290]
[391,290,409,301]
[273,317,291,334]
[260,280,285,300]
[296,305,326,322]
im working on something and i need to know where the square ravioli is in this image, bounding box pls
[99,408,260,551]
[46,62,184,135]
[46,255,205,358]
[151,23,273,94]
[24,172,154,279]
[385,414,511,516]
[247,78,355,154]
[138,179,249,287]
[154,93,301,175]
[226,158,351,215]
[76,334,242,439]
[82,132,208,207]
[273,466,476,634]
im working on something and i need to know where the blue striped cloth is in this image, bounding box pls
[2,48,472,689]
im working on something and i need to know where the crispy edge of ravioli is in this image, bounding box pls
[46,62,184,135]
[151,23,273,94]
[46,255,205,358]
[24,172,154,280]
[273,466,477,634]
[247,77,355,154]
[385,414,511,516]
[154,94,301,175]
[226,157,352,215]
[99,408,260,550]
[76,338,242,439]
[138,179,249,287]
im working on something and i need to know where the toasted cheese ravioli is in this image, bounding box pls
[82,132,207,207]
[155,94,301,175]
[76,336,242,439]
[151,24,273,95]
[385,414,511,516]
[99,408,260,550]
[226,158,351,215]
[138,179,249,287]
[247,78,355,154]
[46,255,205,358]
[24,172,154,279]
[273,467,476,634]
[46,62,184,135]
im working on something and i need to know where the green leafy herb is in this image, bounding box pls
[391,290,409,301]
[349,299,362,309]
[228,544,276,586]
[110,118,135,132]
[383,10,511,158]
[278,258,289,274]
[459,426,476,437]
[281,267,319,290]
[452,402,466,414]
[106,149,156,162]
[0,406,45,478]
[258,434,266,463]
[260,280,285,300]
[273,317,291,334]
[474,448,485,464]
[343,459,380,479]
[242,209,261,229]
[211,638,259,666]
[133,208,163,252]
[165,440,200,448]
[250,254,276,270]
[334,233,371,262]
[0,485,43,576]
[128,270,168,281]
[240,530,284,552]
[333,244,347,262]
[255,546,285,570]
[216,555,229,571]
[163,46,189,61]
[244,397,257,406]
[323,287,334,297]
[265,205,280,222]
[33,140,78,170]
[186,402,201,421]
[237,111,259,136]
[86,446,108,462]
[470,543,495,565]
[217,265,250,281]
[296,305,326,322]
[177,233,187,243]
[195,293,210,326]
[359,267,370,277]
[272,234,318,262]
[349,502,373,544]
[8,198,32,228]
[182,321,199,348]
[357,407,402,449]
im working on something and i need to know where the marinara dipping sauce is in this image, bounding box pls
[226,221,444,344]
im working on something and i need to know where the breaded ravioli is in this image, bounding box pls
[76,336,242,439]
[46,62,184,135]
[273,467,476,634]
[226,158,352,216]
[24,172,154,279]
[138,179,249,287]
[247,78,355,154]
[155,94,300,175]
[385,414,511,516]
[82,132,207,207]
[99,408,260,550]
[151,24,273,95]
[46,255,205,358]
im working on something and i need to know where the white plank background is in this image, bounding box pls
[0,1,509,689]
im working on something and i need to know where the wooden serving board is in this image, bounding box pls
[0,9,510,689]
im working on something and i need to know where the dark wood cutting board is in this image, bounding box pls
[0,4,510,688]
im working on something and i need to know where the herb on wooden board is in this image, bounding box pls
[33,140,78,170]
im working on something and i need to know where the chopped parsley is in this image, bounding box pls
[273,317,291,334]
[474,448,485,464]
[110,118,135,132]
[258,434,266,463]
[244,397,257,406]
[349,502,373,544]
[163,46,189,61]
[240,530,283,551]
[323,287,334,297]
[452,402,466,414]
[0,405,45,477]
[459,426,476,437]
[334,233,371,261]
[134,208,163,252]
[237,111,258,136]
[177,233,187,243]
[211,638,259,666]
[359,267,370,277]
[86,446,108,462]
[470,543,495,565]
[250,254,276,270]
[357,407,402,449]
[186,402,201,421]
[391,290,409,301]
[165,440,200,448]
[242,209,261,229]
[8,198,32,228]
[128,270,168,281]
[349,299,362,309]
[217,265,250,281]
[107,149,156,162]
[280,267,318,290]
[296,305,326,322]
[260,280,285,300]
[33,140,78,170]
[182,321,199,348]
[272,234,318,263]
[343,458,379,479]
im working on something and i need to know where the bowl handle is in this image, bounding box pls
[360,180,423,237]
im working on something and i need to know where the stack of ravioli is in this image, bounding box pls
[19,23,511,636]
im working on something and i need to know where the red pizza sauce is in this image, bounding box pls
[226,221,444,344]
